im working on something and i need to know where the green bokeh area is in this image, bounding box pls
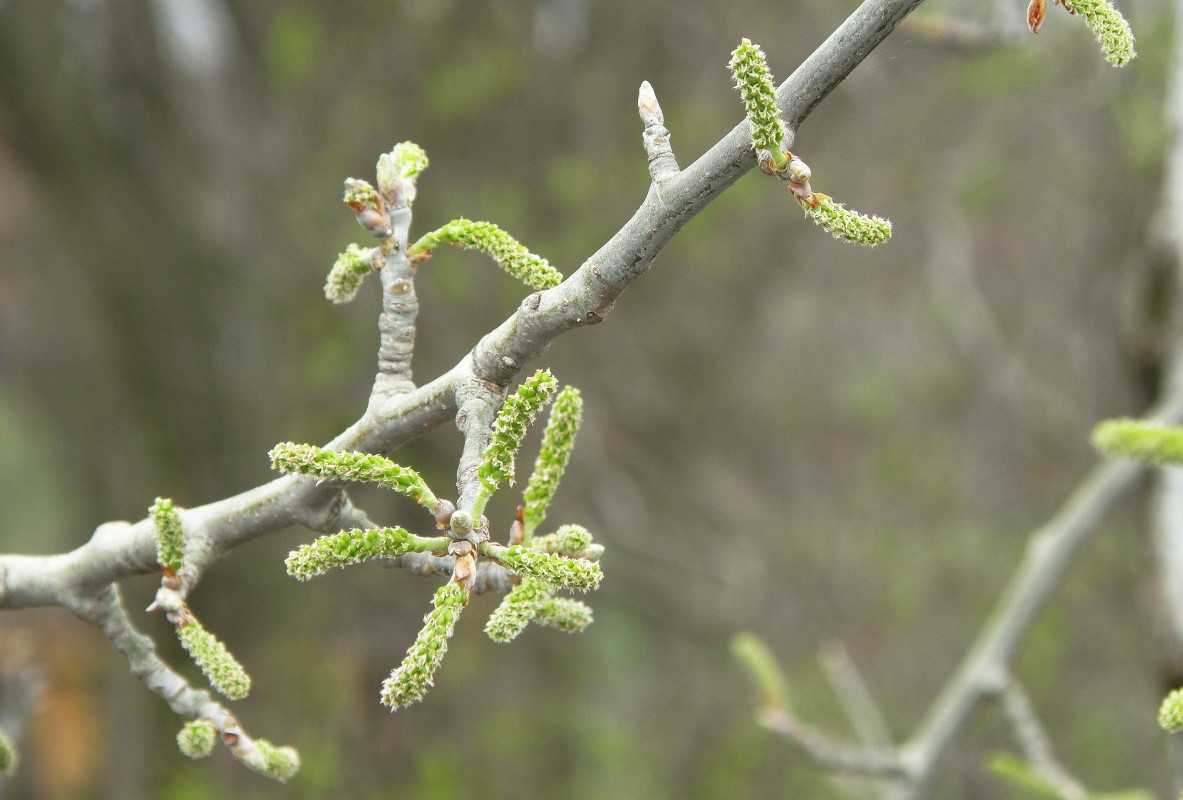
[0,0,1176,797]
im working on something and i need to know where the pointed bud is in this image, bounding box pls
[638,80,664,127]
[1028,0,1047,32]
[433,498,456,530]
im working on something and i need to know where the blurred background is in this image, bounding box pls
[0,0,1176,796]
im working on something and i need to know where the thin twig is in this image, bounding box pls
[819,641,894,751]
[759,707,909,779]
[884,387,1183,799]
[999,677,1087,800]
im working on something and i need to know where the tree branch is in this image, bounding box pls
[998,677,1087,800]
[882,387,1183,798]
[0,0,928,611]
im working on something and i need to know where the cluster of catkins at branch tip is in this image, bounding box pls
[270,369,604,711]
[728,39,892,247]
[147,499,300,782]
[325,142,561,303]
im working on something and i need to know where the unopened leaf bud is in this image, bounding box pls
[177,719,217,759]
[433,499,456,530]
[449,510,473,535]
[343,178,392,238]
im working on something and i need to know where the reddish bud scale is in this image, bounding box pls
[433,499,456,530]
[1028,0,1047,32]
[355,208,393,239]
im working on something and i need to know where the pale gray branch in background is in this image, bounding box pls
[755,386,1183,797]
[887,389,1183,798]
[999,677,1087,800]
[1153,0,1183,685]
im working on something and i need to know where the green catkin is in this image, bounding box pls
[380,582,468,710]
[800,194,892,247]
[324,243,378,304]
[0,727,15,775]
[485,544,603,592]
[550,524,593,556]
[731,632,788,709]
[534,596,594,633]
[270,443,439,509]
[150,497,185,574]
[522,386,583,538]
[485,577,551,643]
[1092,419,1183,465]
[177,719,217,759]
[177,620,252,700]
[729,38,787,169]
[241,739,301,782]
[409,219,563,290]
[1065,0,1135,66]
[1160,688,1183,732]
[477,371,560,499]
[285,527,448,581]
